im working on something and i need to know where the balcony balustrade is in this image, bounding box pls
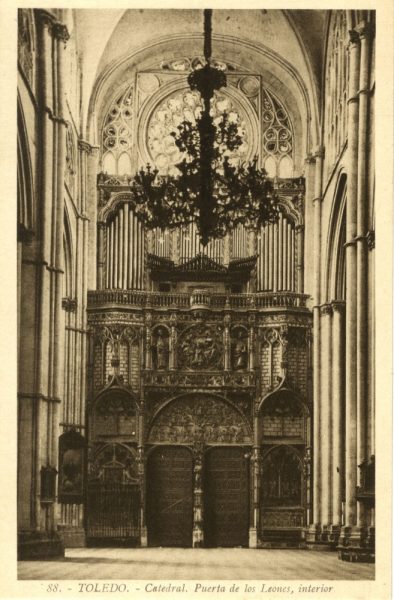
[87,289,309,311]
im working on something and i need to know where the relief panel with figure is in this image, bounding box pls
[177,325,223,371]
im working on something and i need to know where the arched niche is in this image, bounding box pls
[148,394,252,445]
[151,325,170,370]
[90,387,138,442]
[258,388,309,443]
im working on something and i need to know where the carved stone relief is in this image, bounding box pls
[177,324,223,370]
[148,395,251,444]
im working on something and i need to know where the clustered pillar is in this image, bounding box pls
[18,10,70,559]
[309,17,375,561]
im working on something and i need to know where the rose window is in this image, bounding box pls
[147,89,250,176]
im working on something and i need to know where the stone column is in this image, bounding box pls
[320,304,333,540]
[331,301,345,541]
[309,146,324,543]
[52,20,70,485]
[342,30,360,543]
[355,20,373,535]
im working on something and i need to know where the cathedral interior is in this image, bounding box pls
[17,9,375,563]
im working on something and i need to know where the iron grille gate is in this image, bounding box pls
[86,481,140,546]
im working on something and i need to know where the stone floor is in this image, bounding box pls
[18,547,374,580]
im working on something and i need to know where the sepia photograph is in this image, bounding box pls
[6,1,392,597]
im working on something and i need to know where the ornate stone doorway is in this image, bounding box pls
[86,443,140,546]
[146,446,193,547]
[204,446,249,547]
[146,394,253,547]
[86,384,141,546]
[258,388,310,546]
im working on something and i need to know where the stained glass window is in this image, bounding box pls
[147,89,250,175]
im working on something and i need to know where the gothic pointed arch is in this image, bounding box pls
[63,208,74,299]
[324,172,347,302]
[17,96,34,239]
[89,380,139,442]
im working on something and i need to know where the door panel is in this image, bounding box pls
[204,447,249,547]
[147,446,193,547]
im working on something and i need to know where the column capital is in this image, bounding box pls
[53,22,70,44]
[355,20,375,41]
[312,146,325,159]
[35,9,57,31]
[62,297,77,313]
[78,139,95,155]
[348,29,360,47]
[320,303,333,316]
[97,221,107,231]
[304,154,315,165]
[331,300,346,313]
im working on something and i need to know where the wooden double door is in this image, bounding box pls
[146,446,249,547]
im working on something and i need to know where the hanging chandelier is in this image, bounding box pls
[130,9,279,245]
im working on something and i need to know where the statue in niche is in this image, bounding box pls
[233,330,248,370]
[154,329,168,370]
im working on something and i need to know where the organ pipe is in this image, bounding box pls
[118,209,124,289]
[278,214,283,290]
[123,204,128,289]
